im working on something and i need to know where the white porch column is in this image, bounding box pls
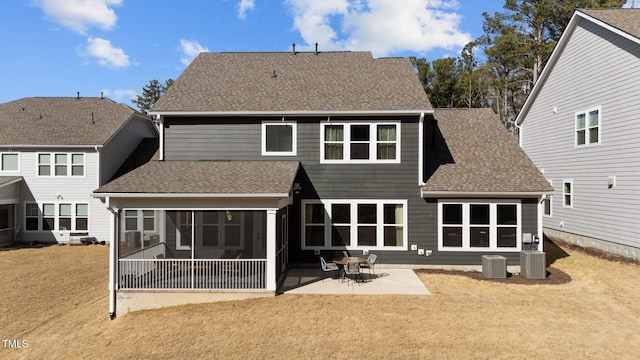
[265,209,277,291]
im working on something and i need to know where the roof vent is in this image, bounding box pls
[272,70,277,78]
[77,91,80,99]
[315,42,318,55]
[292,43,296,54]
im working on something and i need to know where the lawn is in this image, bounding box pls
[1,239,639,359]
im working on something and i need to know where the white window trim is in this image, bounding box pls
[320,122,401,164]
[24,202,90,232]
[0,152,20,173]
[36,152,86,177]
[261,121,297,156]
[301,199,408,251]
[563,180,573,208]
[575,106,601,147]
[437,200,522,252]
[544,180,553,217]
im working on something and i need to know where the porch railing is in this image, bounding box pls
[119,259,267,290]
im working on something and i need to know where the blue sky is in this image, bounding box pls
[0,1,633,106]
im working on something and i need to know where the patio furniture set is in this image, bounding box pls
[320,252,378,284]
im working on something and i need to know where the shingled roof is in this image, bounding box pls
[0,176,22,188]
[579,8,640,39]
[151,51,433,113]
[94,161,299,196]
[0,97,147,146]
[422,108,552,196]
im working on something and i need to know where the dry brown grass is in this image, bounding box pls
[2,241,640,359]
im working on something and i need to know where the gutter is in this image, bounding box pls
[91,192,291,199]
[421,190,550,198]
[149,109,435,117]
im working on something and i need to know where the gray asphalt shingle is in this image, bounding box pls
[0,97,144,146]
[579,8,640,40]
[422,108,553,195]
[94,161,299,195]
[151,52,433,113]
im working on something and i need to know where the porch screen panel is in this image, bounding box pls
[224,211,242,247]
[201,211,219,247]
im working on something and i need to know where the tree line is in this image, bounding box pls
[411,0,625,134]
[133,1,626,135]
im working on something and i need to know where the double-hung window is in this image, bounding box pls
[321,122,400,163]
[302,200,407,250]
[563,180,573,208]
[38,153,85,176]
[544,180,553,217]
[439,201,521,251]
[0,153,19,172]
[24,202,89,231]
[576,107,600,146]
[262,121,297,156]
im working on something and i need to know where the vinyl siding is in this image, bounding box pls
[520,18,640,249]
[165,116,540,266]
[14,148,110,243]
[101,115,157,184]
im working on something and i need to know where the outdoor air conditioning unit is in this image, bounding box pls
[520,250,546,279]
[482,255,507,279]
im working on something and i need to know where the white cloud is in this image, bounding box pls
[180,39,209,66]
[285,0,471,57]
[82,37,130,69]
[238,0,255,19]
[102,88,138,102]
[33,0,123,34]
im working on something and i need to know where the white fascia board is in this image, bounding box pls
[421,190,549,198]
[149,110,434,117]
[0,177,23,188]
[92,192,290,199]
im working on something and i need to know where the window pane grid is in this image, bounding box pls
[303,201,405,249]
[440,203,520,250]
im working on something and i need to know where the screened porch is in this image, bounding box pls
[118,209,270,290]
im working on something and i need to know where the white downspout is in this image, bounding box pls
[537,194,545,252]
[158,115,164,161]
[106,197,118,320]
[418,112,425,186]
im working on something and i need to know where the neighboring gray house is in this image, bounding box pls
[516,9,640,260]
[93,51,551,318]
[0,97,157,246]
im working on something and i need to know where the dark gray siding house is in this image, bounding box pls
[93,51,551,318]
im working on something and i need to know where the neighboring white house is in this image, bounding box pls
[0,97,157,245]
[516,9,640,260]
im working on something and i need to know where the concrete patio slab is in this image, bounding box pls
[278,268,431,295]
